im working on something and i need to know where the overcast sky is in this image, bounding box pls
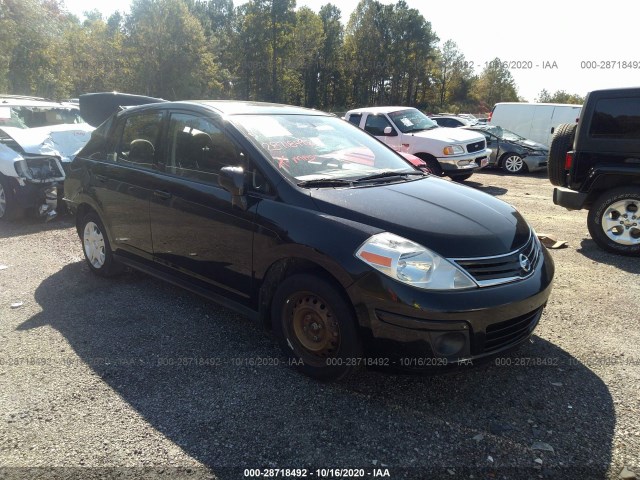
[62,0,639,102]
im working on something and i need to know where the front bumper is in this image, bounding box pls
[437,148,490,173]
[6,176,60,216]
[523,154,548,172]
[347,245,554,368]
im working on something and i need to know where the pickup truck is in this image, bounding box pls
[344,106,489,181]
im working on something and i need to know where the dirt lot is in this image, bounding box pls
[0,170,638,480]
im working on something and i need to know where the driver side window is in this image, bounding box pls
[166,113,240,184]
[364,115,394,136]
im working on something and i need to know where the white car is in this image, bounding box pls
[344,106,490,181]
[0,96,94,219]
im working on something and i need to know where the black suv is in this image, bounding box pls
[65,93,554,380]
[549,87,640,255]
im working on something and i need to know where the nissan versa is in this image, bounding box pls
[64,93,555,380]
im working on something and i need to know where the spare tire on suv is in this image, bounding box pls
[548,123,576,187]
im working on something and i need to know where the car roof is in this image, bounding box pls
[190,100,329,116]
[123,100,329,117]
[346,106,418,115]
[0,97,79,108]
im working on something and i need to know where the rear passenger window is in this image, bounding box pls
[347,113,362,126]
[166,113,240,184]
[589,98,640,139]
[116,112,163,168]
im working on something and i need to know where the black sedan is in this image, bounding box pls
[64,93,554,380]
[465,125,549,174]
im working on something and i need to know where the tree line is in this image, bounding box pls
[0,0,584,113]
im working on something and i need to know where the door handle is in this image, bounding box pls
[154,190,172,200]
[94,174,108,183]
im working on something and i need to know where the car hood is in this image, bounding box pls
[409,127,484,143]
[518,139,548,151]
[308,177,531,258]
[0,124,94,162]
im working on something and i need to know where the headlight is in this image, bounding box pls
[355,232,477,290]
[443,145,464,155]
[14,159,31,179]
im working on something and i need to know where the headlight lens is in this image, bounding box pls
[14,159,31,179]
[443,145,464,155]
[355,232,477,290]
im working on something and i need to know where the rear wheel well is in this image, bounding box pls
[585,175,640,206]
[258,258,353,331]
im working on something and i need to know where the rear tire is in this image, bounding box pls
[548,123,576,186]
[79,211,124,276]
[587,187,640,256]
[271,274,362,381]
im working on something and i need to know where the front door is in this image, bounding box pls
[149,112,255,303]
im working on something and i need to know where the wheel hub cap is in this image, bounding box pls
[289,294,339,357]
[601,200,640,245]
[83,222,106,268]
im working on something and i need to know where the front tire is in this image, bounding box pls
[80,212,124,276]
[501,153,527,174]
[271,274,362,381]
[587,187,640,255]
[451,173,473,182]
[0,175,24,220]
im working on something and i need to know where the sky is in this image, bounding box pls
[62,0,640,102]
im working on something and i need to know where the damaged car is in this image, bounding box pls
[0,96,93,220]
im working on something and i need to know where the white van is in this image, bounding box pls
[489,102,582,148]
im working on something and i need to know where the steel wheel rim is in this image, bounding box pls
[83,221,106,268]
[285,292,340,366]
[0,183,6,217]
[504,155,523,172]
[601,199,640,245]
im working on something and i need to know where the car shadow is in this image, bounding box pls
[462,179,508,197]
[577,239,640,274]
[0,213,74,239]
[18,263,615,478]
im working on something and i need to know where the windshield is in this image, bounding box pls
[388,109,439,133]
[482,125,525,142]
[232,114,418,183]
[0,105,85,129]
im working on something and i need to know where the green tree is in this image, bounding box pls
[318,4,345,110]
[126,0,222,99]
[473,57,519,108]
[536,89,584,105]
[288,7,324,106]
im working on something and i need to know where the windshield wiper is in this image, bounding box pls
[297,178,353,188]
[354,171,425,183]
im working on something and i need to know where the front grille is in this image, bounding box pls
[466,140,485,153]
[453,232,541,287]
[483,308,542,353]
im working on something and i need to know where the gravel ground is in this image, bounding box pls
[0,170,638,480]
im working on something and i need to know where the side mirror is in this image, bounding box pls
[383,126,397,136]
[218,166,247,209]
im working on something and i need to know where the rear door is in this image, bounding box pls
[149,110,255,303]
[529,105,555,146]
[548,106,582,146]
[91,109,164,260]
